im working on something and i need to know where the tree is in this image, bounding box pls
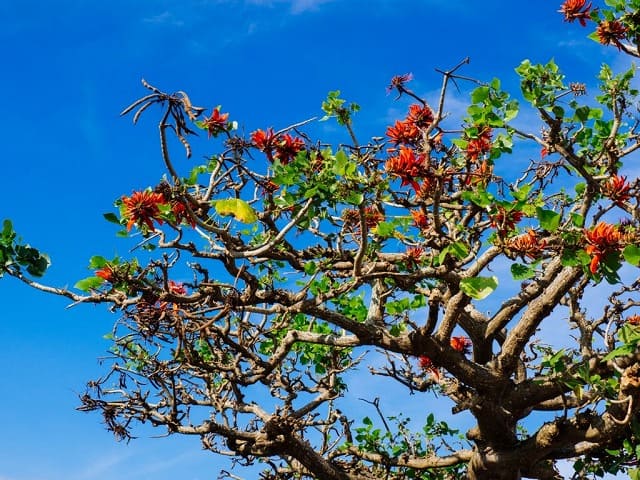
[7,1,640,478]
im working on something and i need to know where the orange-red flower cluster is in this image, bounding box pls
[418,336,471,381]
[450,336,472,355]
[168,280,187,295]
[467,160,493,187]
[602,174,631,206]
[386,104,434,146]
[627,314,640,326]
[584,222,622,274]
[490,206,524,236]
[342,206,385,232]
[122,191,167,232]
[559,0,592,26]
[410,209,430,231]
[506,230,546,259]
[251,129,305,165]
[202,107,230,138]
[404,246,425,270]
[158,280,189,313]
[387,73,413,95]
[596,20,628,49]
[418,356,440,381]
[385,146,431,192]
[95,265,115,282]
[466,127,492,162]
[153,182,197,228]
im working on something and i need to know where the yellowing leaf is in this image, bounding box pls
[213,198,258,224]
[459,276,498,300]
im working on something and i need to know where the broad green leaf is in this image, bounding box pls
[304,261,317,275]
[103,212,121,224]
[461,190,493,208]
[570,213,584,228]
[74,276,105,292]
[2,219,14,238]
[536,208,561,232]
[372,221,396,237]
[460,276,498,300]
[449,241,469,260]
[511,184,531,202]
[345,191,364,206]
[602,343,637,361]
[623,245,640,266]
[213,198,258,224]
[511,263,536,280]
[471,86,490,104]
[88,256,109,269]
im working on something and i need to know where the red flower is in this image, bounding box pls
[95,265,115,282]
[410,209,430,230]
[385,146,430,192]
[168,280,187,295]
[261,179,280,196]
[202,107,229,138]
[418,355,441,381]
[274,133,305,165]
[596,20,628,49]
[627,314,640,326]
[506,230,546,259]
[251,128,277,161]
[405,246,425,270]
[602,174,631,206]
[466,126,492,162]
[450,336,472,355]
[490,206,523,236]
[386,119,420,145]
[387,73,413,95]
[121,191,168,231]
[386,104,434,146]
[168,200,197,228]
[467,160,493,187]
[342,206,384,232]
[559,0,592,27]
[406,104,434,128]
[585,222,622,274]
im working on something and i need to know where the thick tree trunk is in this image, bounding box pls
[467,449,522,480]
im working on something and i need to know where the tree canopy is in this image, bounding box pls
[7,1,640,479]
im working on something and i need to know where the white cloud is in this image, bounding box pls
[245,0,334,14]
[142,11,185,27]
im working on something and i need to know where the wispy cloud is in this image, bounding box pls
[68,450,134,480]
[245,0,334,14]
[143,11,185,27]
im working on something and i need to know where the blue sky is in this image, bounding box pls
[0,1,630,479]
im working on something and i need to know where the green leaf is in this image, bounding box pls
[623,245,640,266]
[511,263,536,280]
[74,276,105,292]
[213,198,258,224]
[536,208,561,232]
[460,276,498,300]
[88,255,109,269]
[570,213,584,228]
[372,221,396,238]
[103,212,121,224]
[461,190,493,208]
[602,343,637,361]
[304,261,317,275]
[345,191,364,206]
[449,241,469,260]
[511,184,531,202]
[2,219,14,238]
[471,86,490,104]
